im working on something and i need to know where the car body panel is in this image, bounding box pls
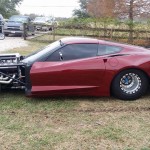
[30,56,106,96]
[100,54,150,95]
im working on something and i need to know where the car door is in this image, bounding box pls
[30,43,106,95]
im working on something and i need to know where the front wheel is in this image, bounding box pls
[111,69,149,100]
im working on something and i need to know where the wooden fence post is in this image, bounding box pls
[23,23,27,40]
[52,26,55,41]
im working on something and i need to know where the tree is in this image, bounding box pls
[73,0,90,18]
[74,0,115,18]
[114,0,150,43]
[0,0,23,18]
[87,0,115,18]
[114,0,150,20]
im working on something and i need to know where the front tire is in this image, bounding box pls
[111,69,148,100]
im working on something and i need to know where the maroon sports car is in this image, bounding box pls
[0,37,150,100]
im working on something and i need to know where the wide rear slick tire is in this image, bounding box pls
[111,69,149,100]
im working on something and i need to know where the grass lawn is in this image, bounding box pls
[0,40,150,150]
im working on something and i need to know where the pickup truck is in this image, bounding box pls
[4,15,35,36]
[32,16,57,31]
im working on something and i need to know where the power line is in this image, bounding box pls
[22,5,79,8]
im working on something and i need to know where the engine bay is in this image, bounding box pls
[0,53,26,90]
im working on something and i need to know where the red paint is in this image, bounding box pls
[29,37,150,97]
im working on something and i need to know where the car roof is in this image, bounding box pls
[61,37,99,44]
[60,37,148,52]
[10,15,29,18]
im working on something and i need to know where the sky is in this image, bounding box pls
[17,0,79,18]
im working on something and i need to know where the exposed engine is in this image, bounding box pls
[0,53,26,90]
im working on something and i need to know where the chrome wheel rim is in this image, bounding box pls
[120,73,141,94]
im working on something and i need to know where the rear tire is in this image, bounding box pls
[111,69,148,100]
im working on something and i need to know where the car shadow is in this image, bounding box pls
[1,88,150,103]
[6,34,22,37]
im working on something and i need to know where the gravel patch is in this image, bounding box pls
[0,37,28,52]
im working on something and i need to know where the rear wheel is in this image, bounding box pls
[111,69,149,100]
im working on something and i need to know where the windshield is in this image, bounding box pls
[23,40,62,63]
[9,16,28,22]
[34,17,47,22]
[34,17,53,22]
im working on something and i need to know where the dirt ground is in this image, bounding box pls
[0,36,28,52]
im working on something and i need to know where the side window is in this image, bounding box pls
[98,45,122,56]
[47,44,98,61]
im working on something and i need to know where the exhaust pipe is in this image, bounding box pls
[0,72,25,85]
[0,75,9,81]
[0,74,16,84]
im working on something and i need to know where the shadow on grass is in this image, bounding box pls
[1,89,112,102]
[1,87,150,104]
[0,89,149,113]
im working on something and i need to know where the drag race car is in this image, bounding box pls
[0,37,150,100]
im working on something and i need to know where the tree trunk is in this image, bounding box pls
[128,0,134,44]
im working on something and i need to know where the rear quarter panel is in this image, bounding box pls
[102,54,150,95]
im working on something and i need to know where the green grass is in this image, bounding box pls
[0,90,149,150]
[0,41,150,149]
